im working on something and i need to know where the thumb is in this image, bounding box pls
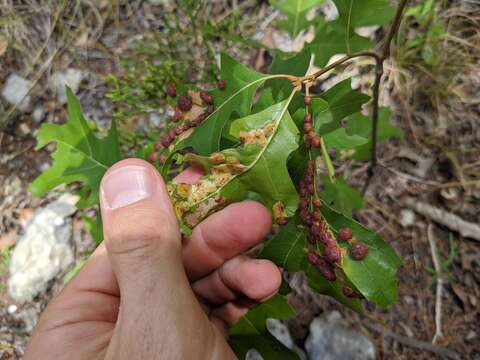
[99,159,222,359]
[99,158,182,297]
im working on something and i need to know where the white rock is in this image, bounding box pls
[8,194,78,303]
[267,319,307,359]
[321,0,339,21]
[50,68,85,104]
[148,111,167,128]
[244,320,306,360]
[400,209,416,227]
[306,312,376,360]
[32,106,45,123]
[357,26,379,38]
[246,349,263,360]
[1,73,32,111]
[7,304,17,314]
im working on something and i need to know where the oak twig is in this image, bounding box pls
[301,51,379,82]
[363,0,410,193]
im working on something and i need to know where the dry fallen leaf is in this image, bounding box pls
[0,231,17,251]
[0,36,8,57]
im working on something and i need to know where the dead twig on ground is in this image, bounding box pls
[405,197,480,241]
[427,224,444,344]
[365,323,461,360]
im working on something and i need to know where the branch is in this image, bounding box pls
[363,0,409,193]
[302,51,379,82]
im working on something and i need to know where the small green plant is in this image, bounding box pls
[426,235,459,288]
[105,0,258,121]
[0,248,10,273]
[30,1,409,358]
[0,248,11,292]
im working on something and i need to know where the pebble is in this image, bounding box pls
[400,209,416,227]
[1,74,32,112]
[50,68,85,104]
[305,311,376,360]
[32,106,45,123]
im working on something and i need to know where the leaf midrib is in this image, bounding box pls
[56,139,108,170]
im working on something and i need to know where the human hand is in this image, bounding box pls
[25,159,281,359]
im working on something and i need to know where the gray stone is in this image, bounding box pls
[321,0,339,21]
[32,106,45,123]
[244,320,306,360]
[400,209,416,227]
[148,110,167,128]
[1,74,32,111]
[246,349,263,360]
[305,311,376,360]
[50,68,85,104]
[8,194,78,302]
[267,319,306,360]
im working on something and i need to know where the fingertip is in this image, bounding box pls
[227,200,272,242]
[100,158,164,211]
[239,259,281,300]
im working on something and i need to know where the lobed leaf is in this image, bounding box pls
[309,19,372,67]
[29,88,121,206]
[170,94,300,228]
[321,205,402,308]
[259,220,308,272]
[178,53,267,155]
[270,0,325,37]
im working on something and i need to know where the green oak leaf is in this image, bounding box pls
[333,0,396,28]
[320,78,370,122]
[306,266,364,313]
[226,96,300,215]
[229,295,299,360]
[270,0,325,37]
[309,0,394,67]
[321,205,402,308]
[310,78,370,134]
[259,221,308,272]
[346,107,403,160]
[259,207,400,310]
[171,94,300,228]
[323,128,368,150]
[319,176,363,217]
[178,53,266,155]
[309,19,373,67]
[29,88,121,206]
[259,218,364,313]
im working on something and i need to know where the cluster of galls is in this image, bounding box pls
[148,80,226,165]
[306,225,367,298]
[300,160,342,270]
[303,96,321,149]
[297,100,370,298]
